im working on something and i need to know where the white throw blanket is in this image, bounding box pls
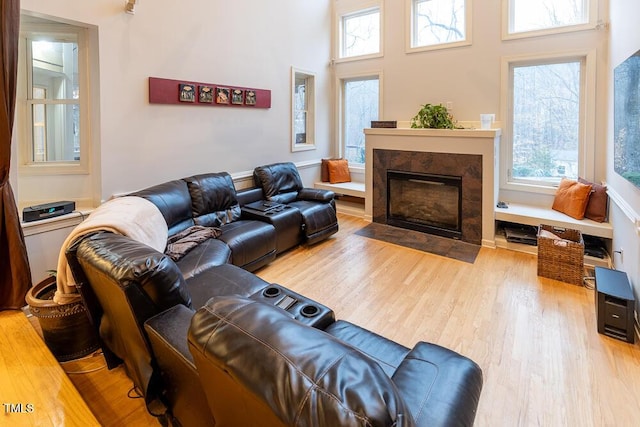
[54,196,168,304]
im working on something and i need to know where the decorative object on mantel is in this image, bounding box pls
[149,77,271,108]
[371,120,397,128]
[410,103,458,129]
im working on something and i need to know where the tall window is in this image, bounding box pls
[504,54,595,189]
[338,7,381,59]
[20,21,90,173]
[291,68,315,152]
[341,76,379,165]
[506,0,592,38]
[408,0,470,51]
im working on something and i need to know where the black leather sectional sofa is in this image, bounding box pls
[65,162,483,426]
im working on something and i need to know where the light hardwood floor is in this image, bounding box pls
[58,214,640,425]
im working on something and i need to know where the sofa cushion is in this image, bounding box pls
[578,177,608,222]
[253,162,304,201]
[185,172,242,226]
[552,178,592,220]
[188,295,414,427]
[218,220,276,270]
[321,157,342,182]
[174,237,231,281]
[327,158,352,184]
[324,320,410,377]
[132,179,195,236]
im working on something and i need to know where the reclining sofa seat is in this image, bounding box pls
[187,295,484,427]
[65,232,272,426]
[253,162,338,245]
[131,172,276,275]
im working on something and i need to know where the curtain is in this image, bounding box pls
[0,0,31,310]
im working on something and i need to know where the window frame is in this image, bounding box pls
[500,50,597,194]
[334,1,383,63]
[502,0,598,41]
[335,71,383,167]
[291,67,316,152]
[18,22,90,175]
[406,0,473,53]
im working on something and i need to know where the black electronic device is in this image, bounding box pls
[244,200,284,213]
[595,267,636,343]
[22,201,76,223]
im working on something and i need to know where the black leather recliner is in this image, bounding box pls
[68,231,483,426]
[253,162,339,245]
[65,232,272,425]
[186,295,484,427]
[132,172,277,273]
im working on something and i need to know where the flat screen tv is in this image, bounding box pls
[614,49,640,188]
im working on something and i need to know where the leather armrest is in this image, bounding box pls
[391,342,483,427]
[237,187,264,206]
[297,188,335,203]
[145,304,195,366]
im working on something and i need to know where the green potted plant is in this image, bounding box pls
[410,103,457,129]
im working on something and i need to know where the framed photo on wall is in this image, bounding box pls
[216,87,230,104]
[245,90,256,105]
[179,84,196,102]
[199,86,213,103]
[231,89,244,105]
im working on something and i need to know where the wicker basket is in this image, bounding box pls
[537,224,584,286]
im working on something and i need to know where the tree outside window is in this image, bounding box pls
[411,0,468,49]
[508,0,590,36]
[510,60,582,184]
[340,8,380,59]
[343,77,379,165]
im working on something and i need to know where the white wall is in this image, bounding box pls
[608,0,640,321]
[15,0,333,204]
[333,0,609,208]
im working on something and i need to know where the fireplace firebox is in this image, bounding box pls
[386,170,463,239]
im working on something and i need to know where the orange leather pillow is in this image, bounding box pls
[552,178,592,220]
[578,177,608,222]
[327,159,351,184]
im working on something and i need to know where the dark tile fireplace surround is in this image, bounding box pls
[372,149,483,245]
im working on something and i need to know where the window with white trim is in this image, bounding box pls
[19,21,90,174]
[291,68,315,152]
[340,75,380,165]
[338,6,381,60]
[506,0,593,38]
[408,0,470,51]
[503,52,595,190]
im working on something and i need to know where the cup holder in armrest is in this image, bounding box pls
[262,286,282,298]
[300,304,319,318]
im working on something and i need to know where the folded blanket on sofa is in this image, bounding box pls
[54,196,168,304]
[165,225,221,261]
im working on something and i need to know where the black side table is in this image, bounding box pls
[595,266,636,343]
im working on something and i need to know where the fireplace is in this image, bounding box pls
[365,128,501,246]
[371,149,484,245]
[387,170,462,239]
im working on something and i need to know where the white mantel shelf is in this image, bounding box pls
[364,127,501,138]
[364,127,501,248]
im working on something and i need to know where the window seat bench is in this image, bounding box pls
[314,182,365,217]
[495,202,612,267]
[314,181,365,199]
